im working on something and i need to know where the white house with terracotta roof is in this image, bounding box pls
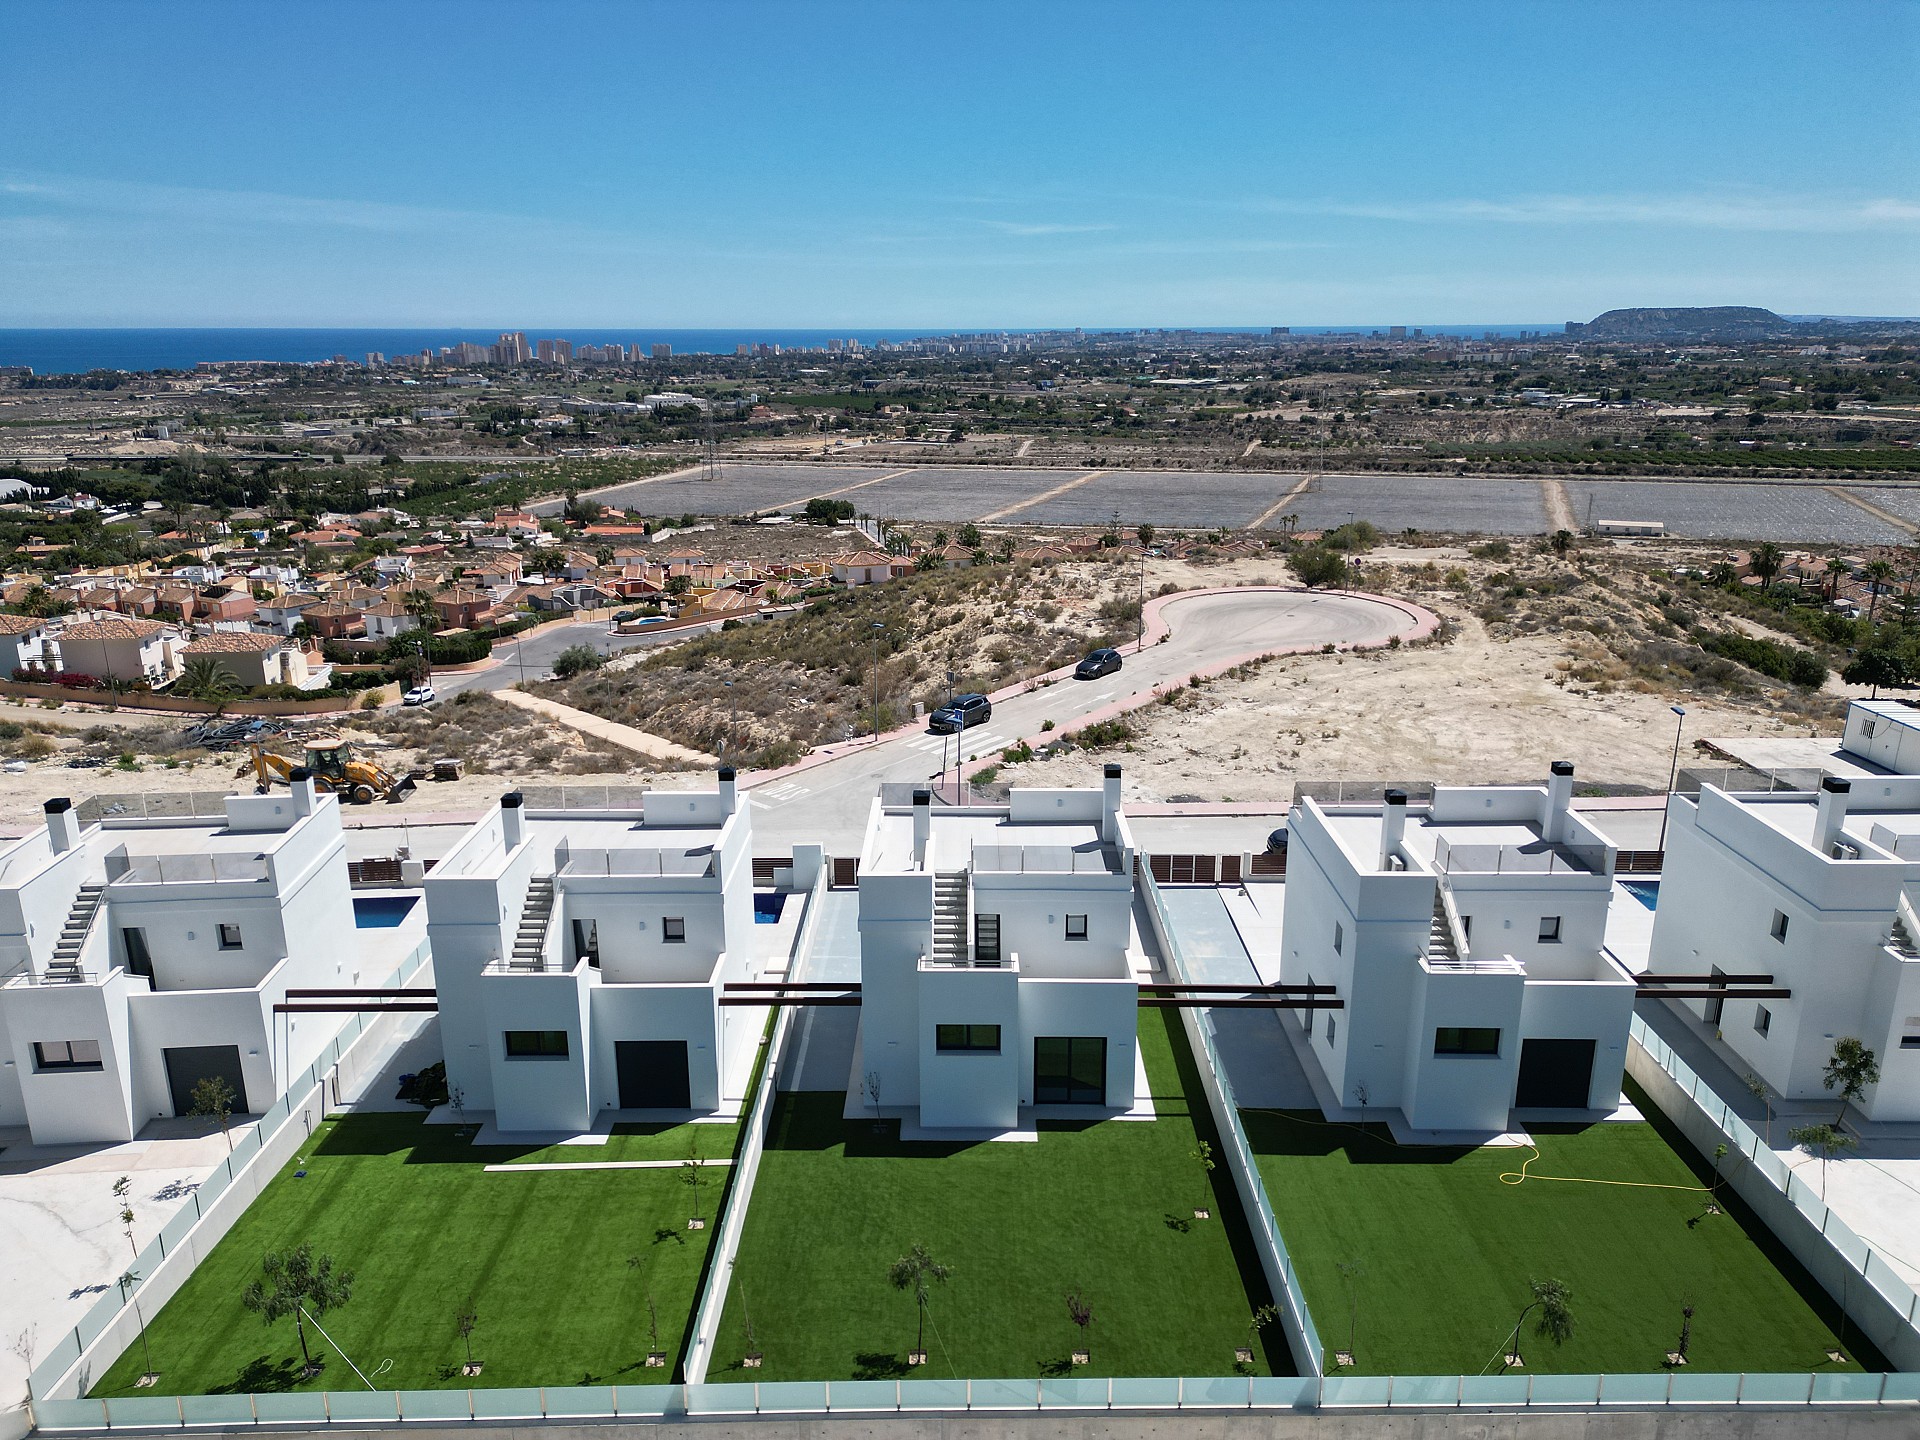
[53,617,183,687]
[362,601,422,642]
[0,614,54,677]
[180,632,316,690]
[831,550,897,586]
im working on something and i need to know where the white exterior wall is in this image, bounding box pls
[483,969,592,1132]
[1402,961,1525,1133]
[424,810,535,1114]
[918,963,1020,1128]
[857,869,935,1111]
[1841,701,1920,774]
[1651,790,1920,1119]
[1019,977,1138,1109]
[588,982,721,1112]
[1,969,138,1143]
[1517,975,1637,1110]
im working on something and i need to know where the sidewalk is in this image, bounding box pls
[490,689,717,766]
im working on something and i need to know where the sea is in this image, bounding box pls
[0,325,1563,376]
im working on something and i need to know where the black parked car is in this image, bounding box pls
[929,693,993,734]
[1266,827,1289,855]
[1075,647,1123,680]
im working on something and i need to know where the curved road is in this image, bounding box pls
[747,588,1419,850]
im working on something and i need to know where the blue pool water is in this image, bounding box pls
[753,892,789,924]
[353,896,418,928]
[1621,880,1659,911]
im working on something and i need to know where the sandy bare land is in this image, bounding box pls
[1002,613,1815,803]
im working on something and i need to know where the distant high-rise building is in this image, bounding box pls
[736,343,752,356]
[1389,325,1406,340]
[1269,326,1291,336]
[492,332,530,365]
[364,352,385,368]
[536,338,573,364]
[827,338,844,352]
[652,343,671,360]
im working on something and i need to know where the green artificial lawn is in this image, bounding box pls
[1243,1082,1880,1377]
[90,1114,738,1396]
[710,1009,1289,1381]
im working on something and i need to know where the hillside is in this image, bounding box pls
[1572,306,1795,342]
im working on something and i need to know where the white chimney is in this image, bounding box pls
[1379,789,1408,870]
[912,789,932,866]
[1815,776,1852,854]
[718,765,737,816]
[44,797,81,855]
[500,791,526,851]
[1542,760,1575,843]
[1102,763,1123,843]
[288,767,317,818]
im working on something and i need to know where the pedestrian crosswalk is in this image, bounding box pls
[903,730,1010,757]
[750,780,812,808]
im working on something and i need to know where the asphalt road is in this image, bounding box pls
[429,616,724,697]
[744,588,1416,853]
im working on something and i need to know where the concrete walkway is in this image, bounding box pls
[490,688,717,767]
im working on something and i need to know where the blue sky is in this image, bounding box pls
[2,1,1915,327]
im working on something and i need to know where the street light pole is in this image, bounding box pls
[1137,547,1146,653]
[725,679,736,765]
[870,621,884,743]
[1657,704,1687,853]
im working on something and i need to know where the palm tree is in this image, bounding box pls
[1825,557,1852,601]
[1864,559,1898,623]
[176,657,241,713]
[1501,1278,1575,1370]
[887,1243,951,1360]
[1749,542,1784,591]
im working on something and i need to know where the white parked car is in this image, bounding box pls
[402,685,437,706]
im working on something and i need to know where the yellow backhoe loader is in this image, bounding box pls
[242,737,416,805]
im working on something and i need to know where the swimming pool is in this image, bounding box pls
[353,896,418,928]
[1621,880,1659,911]
[753,892,789,924]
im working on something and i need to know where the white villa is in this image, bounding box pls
[1650,775,1920,1121]
[0,778,355,1145]
[856,766,1147,1131]
[424,772,767,1134]
[1280,764,1637,1134]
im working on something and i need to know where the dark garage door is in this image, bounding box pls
[616,1040,691,1109]
[1515,1038,1596,1109]
[163,1045,249,1118]
[1034,1036,1106,1105]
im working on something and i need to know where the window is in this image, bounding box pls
[572,918,600,967]
[1434,1027,1501,1056]
[503,1030,569,1059]
[935,1023,1001,1053]
[217,923,243,950]
[974,913,1001,965]
[1753,1006,1772,1038]
[1538,916,1562,943]
[33,1039,103,1072]
[661,917,686,944]
[1770,910,1789,942]
[1333,922,1343,955]
[1901,1033,1920,1050]
[1064,914,1088,941]
[1461,914,1473,941]
[1324,1014,1337,1046]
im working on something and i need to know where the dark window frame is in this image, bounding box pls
[661,917,686,944]
[1064,914,1089,941]
[935,1023,1002,1054]
[1754,1006,1772,1038]
[216,922,243,951]
[1538,915,1562,943]
[34,1039,104,1072]
[503,1029,570,1059]
[1434,1026,1502,1057]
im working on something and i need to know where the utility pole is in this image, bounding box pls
[1657,705,1687,853]
[870,622,885,743]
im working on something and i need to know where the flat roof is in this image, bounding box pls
[869,808,1107,873]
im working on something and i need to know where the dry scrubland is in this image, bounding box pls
[0,536,1865,821]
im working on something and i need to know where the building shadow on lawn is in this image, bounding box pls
[1238,1110,1479,1167]
[766,1094,983,1158]
[852,1351,910,1380]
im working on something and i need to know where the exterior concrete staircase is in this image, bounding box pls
[46,882,106,982]
[1426,889,1462,968]
[512,876,556,969]
[934,871,969,966]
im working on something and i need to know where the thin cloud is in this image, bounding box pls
[1250,192,1920,233]
[977,220,1117,237]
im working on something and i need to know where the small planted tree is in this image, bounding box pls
[1065,1287,1094,1366]
[1335,1258,1365,1367]
[1191,1139,1215,1220]
[683,1132,706,1229]
[118,1270,158,1386]
[189,1074,237,1152]
[1790,1122,1858,1200]
[741,1294,763,1369]
[1666,1296,1696,1367]
[864,1069,885,1133]
[1823,1037,1881,1125]
[1501,1278,1574,1370]
[1237,1304,1277,1369]
[455,1294,480,1377]
[628,1256,667,1368]
[112,1176,138,1260]
[887,1243,950,1366]
[240,1244,355,1376]
[1743,1071,1774,1146]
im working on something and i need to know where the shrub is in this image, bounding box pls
[1698,631,1827,689]
[1288,546,1349,589]
[553,645,604,679]
[360,692,383,711]
[1063,718,1136,750]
